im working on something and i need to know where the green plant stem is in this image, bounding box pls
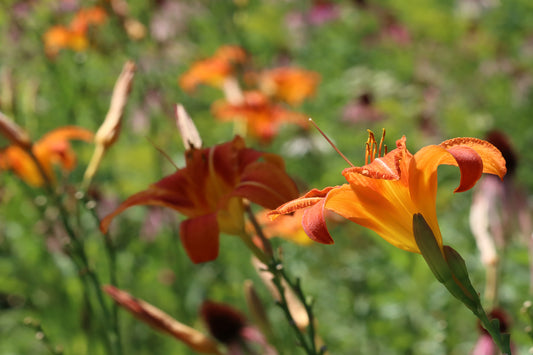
[244,207,324,354]
[25,148,120,355]
[77,192,123,355]
[24,318,64,355]
[475,306,512,355]
[269,263,316,354]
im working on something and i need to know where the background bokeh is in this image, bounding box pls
[1,0,533,354]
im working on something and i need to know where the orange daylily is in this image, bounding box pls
[179,45,247,92]
[69,6,107,33]
[212,90,308,144]
[269,134,506,253]
[100,136,299,263]
[0,126,93,187]
[43,6,107,57]
[257,67,320,106]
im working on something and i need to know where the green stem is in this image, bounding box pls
[475,306,512,355]
[243,207,324,354]
[77,192,123,355]
[269,262,316,354]
[25,148,119,355]
[237,230,270,265]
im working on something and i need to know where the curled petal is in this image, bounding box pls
[302,199,334,244]
[439,138,507,180]
[445,145,483,192]
[180,214,220,263]
[268,187,337,218]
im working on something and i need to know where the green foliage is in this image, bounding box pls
[1,0,533,354]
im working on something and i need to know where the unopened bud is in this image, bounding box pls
[103,285,221,354]
[0,111,31,149]
[83,61,135,189]
[175,104,202,150]
[95,60,135,149]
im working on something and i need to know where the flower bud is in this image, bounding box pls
[0,111,31,149]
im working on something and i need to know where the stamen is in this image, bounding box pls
[378,128,386,157]
[366,129,377,164]
[309,118,355,167]
[145,136,180,170]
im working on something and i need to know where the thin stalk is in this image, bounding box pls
[245,208,325,354]
[25,147,119,355]
[269,263,316,354]
[243,202,273,259]
[77,191,123,355]
[237,230,270,265]
[475,306,512,355]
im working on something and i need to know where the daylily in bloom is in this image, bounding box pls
[212,91,308,144]
[256,67,320,106]
[179,45,247,92]
[43,6,107,57]
[269,132,506,254]
[100,136,299,263]
[0,126,93,187]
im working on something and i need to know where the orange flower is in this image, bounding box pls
[43,6,107,57]
[258,67,320,106]
[251,209,313,245]
[100,136,299,263]
[179,45,247,92]
[212,91,308,144]
[69,6,107,33]
[0,126,93,187]
[269,133,506,253]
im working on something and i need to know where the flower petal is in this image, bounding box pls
[439,137,507,180]
[325,183,422,252]
[233,160,299,210]
[267,187,336,219]
[180,214,220,263]
[302,198,334,244]
[35,126,94,171]
[99,176,200,234]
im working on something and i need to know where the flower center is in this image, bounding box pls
[365,129,388,165]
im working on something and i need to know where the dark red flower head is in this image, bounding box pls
[200,301,247,344]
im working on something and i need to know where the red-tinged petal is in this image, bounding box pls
[100,180,200,234]
[439,137,507,180]
[443,145,483,192]
[180,214,219,263]
[268,197,324,219]
[233,161,299,210]
[267,186,336,219]
[302,198,334,244]
[412,143,484,196]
